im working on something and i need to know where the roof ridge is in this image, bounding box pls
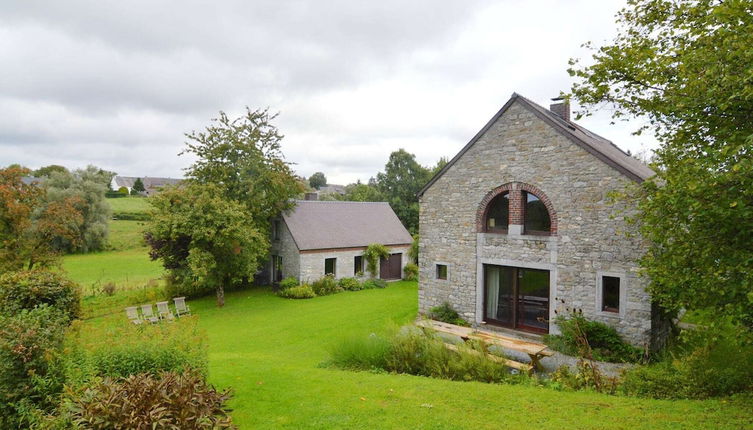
[294,200,388,205]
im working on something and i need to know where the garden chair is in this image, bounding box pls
[125,306,143,325]
[140,304,160,323]
[156,301,175,320]
[173,296,191,317]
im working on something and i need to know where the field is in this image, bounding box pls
[106,195,152,214]
[77,284,752,429]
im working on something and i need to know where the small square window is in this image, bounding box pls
[354,256,364,275]
[436,264,448,280]
[602,276,620,313]
[325,258,337,276]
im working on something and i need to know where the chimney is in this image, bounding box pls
[549,97,570,122]
[304,192,319,201]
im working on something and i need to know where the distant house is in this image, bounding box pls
[111,176,182,196]
[418,93,667,349]
[318,184,346,196]
[267,198,413,284]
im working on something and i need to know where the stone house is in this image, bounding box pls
[417,93,664,349]
[268,199,413,283]
[111,176,182,196]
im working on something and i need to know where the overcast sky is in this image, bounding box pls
[0,0,657,184]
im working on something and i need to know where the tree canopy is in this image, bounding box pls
[569,0,753,327]
[308,172,327,190]
[375,149,432,233]
[131,177,146,195]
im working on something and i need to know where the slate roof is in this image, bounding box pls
[418,93,655,196]
[282,200,413,251]
[113,176,182,189]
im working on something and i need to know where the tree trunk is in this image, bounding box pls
[216,283,225,307]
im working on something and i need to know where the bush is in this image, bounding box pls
[101,282,117,296]
[363,243,390,278]
[0,269,82,321]
[105,191,128,198]
[74,317,208,382]
[362,278,387,289]
[403,263,419,281]
[66,371,235,429]
[428,302,470,327]
[278,277,299,290]
[0,306,69,428]
[164,270,214,299]
[329,328,524,385]
[337,277,362,291]
[278,284,316,299]
[544,312,643,363]
[311,274,342,296]
[112,212,151,221]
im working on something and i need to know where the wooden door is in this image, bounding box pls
[379,253,402,280]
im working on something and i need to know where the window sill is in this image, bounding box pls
[597,310,623,319]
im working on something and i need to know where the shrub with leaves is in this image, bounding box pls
[0,306,69,428]
[361,278,387,289]
[277,284,316,299]
[403,263,418,281]
[428,302,470,327]
[66,371,235,430]
[337,277,362,291]
[0,269,81,322]
[279,277,299,290]
[544,311,643,363]
[363,243,389,278]
[310,274,342,296]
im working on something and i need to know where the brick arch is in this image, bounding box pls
[475,182,558,235]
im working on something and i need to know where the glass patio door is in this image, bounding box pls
[483,264,549,333]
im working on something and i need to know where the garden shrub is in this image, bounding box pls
[279,277,299,290]
[330,328,524,385]
[311,275,342,296]
[0,269,82,321]
[75,317,208,382]
[337,277,362,291]
[278,284,316,299]
[403,263,419,281]
[66,371,235,429]
[548,361,619,394]
[428,302,470,327]
[0,305,69,428]
[112,211,151,221]
[363,243,389,278]
[544,312,643,363]
[362,278,387,289]
[101,282,117,296]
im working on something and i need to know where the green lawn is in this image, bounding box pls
[81,283,753,429]
[107,220,148,251]
[106,196,151,214]
[63,247,163,292]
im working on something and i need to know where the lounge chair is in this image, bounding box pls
[174,297,191,317]
[125,306,143,325]
[156,301,175,320]
[140,304,160,323]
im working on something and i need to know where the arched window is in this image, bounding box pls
[524,192,551,233]
[485,192,509,232]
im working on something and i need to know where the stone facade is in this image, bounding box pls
[419,98,655,347]
[269,219,300,282]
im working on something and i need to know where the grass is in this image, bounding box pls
[107,220,148,251]
[79,282,753,429]
[106,196,151,214]
[63,247,163,293]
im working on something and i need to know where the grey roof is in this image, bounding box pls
[318,184,346,195]
[282,200,413,251]
[114,176,182,189]
[419,93,655,196]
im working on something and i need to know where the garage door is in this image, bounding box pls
[379,253,402,280]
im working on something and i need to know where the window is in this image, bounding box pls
[272,220,281,241]
[354,255,363,275]
[601,276,620,313]
[523,192,551,233]
[271,255,283,282]
[436,264,448,280]
[485,193,509,232]
[325,258,337,276]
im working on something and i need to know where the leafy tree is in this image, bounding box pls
[45,166,112,253]
[569,0,753,326]
[145,184,266,307]
[431,157,449,176]
[33,165,68,178]
[131,177,146,195]
[181,108,304,241]
[341,181,384,202]
[375,149,431,233]
[308,172,327,190]
[0,270,81,322]
[0,167,83,271]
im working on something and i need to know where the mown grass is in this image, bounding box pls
[106,196,151,214]
[79,282,753,429]
[62,247,163,294]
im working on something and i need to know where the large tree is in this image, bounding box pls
[0,167,83,271]
[308,172,327,190]
[569,0,753,326]
[375,149,431,233]
[145,184,266,307]
[181,108,304,236]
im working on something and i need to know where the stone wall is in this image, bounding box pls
[419,100,653,347]
[268,219,300,283]
[299,245,410,283]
